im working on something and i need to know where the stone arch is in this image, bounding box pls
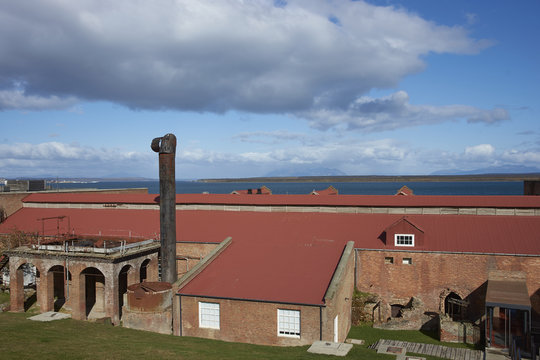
[118,264,137,319]
[79,267,106,319]
[48,265,72,312]
[439,288,466,313]
[140,257,158,282]
[10,260,40,312]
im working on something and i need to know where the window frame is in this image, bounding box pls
[199,301,220,330]
[277,309,301,338]
[402,257,413,265]
[394,234,415,247]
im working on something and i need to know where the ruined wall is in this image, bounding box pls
[356,250,540,324]
[7,250,158,325]
[179,295,321,346]
[439,315,480,344]
[175,242,219,277]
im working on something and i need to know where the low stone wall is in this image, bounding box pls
[439,315,480,344]
[122,306,172,335]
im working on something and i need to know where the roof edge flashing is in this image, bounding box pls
[323,241,354,302]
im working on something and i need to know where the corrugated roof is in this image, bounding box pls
[486,280,531,309]
[22,192,540,209]
[2,207,540,255]
[0,207,160,241]
[178,235,347,305]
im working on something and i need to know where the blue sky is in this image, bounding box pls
[1,0,539,179]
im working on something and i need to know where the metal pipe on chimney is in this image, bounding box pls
[151,133,177,284]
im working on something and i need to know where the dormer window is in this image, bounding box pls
[395,234,414,247]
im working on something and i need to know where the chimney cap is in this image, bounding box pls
[151,133,177,154]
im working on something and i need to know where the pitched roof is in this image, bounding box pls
[178,235,347,305]
[2,206,540,255]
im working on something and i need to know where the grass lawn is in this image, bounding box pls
[0,311,475,359]
[0,291,9,304]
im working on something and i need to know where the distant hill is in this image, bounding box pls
[264,167,346,177]
[431,165,540,176]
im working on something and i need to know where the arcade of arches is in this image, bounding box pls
[7,243,160,325]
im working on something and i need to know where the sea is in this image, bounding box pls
[51,180,524,196]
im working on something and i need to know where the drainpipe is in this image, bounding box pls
[151,133,178,284]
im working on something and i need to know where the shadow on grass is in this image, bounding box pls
[24,292,36,312]
[419,329,439,341]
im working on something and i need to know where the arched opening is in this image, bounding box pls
[15,262,38,312]
[118,265,133,319]
[80,267,105,319]
[140,259,150,283]
[48,265,71,312]
[445,292,463,321]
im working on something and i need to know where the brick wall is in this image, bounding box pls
[175,242,219,277]
[356,250,540,324]
[0,193,28,218]
[178,295,321,346]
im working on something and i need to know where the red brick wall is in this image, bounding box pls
[356,250,540,322]
[179,296,321,346]
[175,242,219,277]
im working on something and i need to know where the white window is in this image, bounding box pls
[199,302,220,329]
[395,234,414,247]
[278,309,300,338]
[402,257,412,265]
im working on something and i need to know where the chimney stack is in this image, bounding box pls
[151,133,177,284]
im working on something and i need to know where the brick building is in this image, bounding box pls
[0,191,539,347]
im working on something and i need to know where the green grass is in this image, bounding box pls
[0,291,9,304]
[348,324,478,350]
[0,311,477,359]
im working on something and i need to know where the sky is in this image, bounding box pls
[1,0,539,180]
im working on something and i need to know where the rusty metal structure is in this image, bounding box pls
[151,133,177,284]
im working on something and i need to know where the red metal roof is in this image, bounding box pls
[22,192,540,209]
[0,207,160,241]
[3,207,539,255]
[178,234,347,305]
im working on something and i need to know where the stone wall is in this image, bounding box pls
[439,315,480,344]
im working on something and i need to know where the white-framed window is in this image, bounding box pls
[199,302,220,329]
[402,257,412,265]
[394,234,414,247]
[277,309,300,338]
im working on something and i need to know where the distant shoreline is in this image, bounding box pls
[198,174,540,183]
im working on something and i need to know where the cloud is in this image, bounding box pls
[0,0,490,113]
[0,142,152,177]
[301,91,510,131]
[2,139,540,179]
[233,131,309,145]
[464,144,495,158]
[0,87,77,111]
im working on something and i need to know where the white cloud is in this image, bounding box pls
[0,142,152,177]
[465,144,495,158]
[0,87,77,111]
[0,0,490,113]
[301,91,510,131]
